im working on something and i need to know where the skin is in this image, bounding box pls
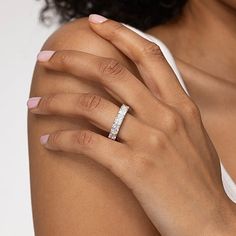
[28,16,236,235]
[27,0,236,235]
[146,0,236,181]
[28,18,160,236]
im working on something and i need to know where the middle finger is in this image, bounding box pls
[37,49,158,116]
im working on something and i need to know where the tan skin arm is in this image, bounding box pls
[27,17,160,235]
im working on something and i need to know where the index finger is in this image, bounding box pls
[88,14,189,104]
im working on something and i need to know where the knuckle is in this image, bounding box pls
[57,52,72,69]
[50,131,62,146]
[72,130,94,146]
[164,110,184,133]
[141,42,163,58]
[40,94,57,112]
[182,100,201,121]
[146,129,168,150]
[78,93,102,112]
[110,23,125,39]
[98,58,125,77]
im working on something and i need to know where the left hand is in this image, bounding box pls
[28,15,236,236]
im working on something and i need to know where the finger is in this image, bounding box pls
[37,49,157,116]
[40,129,133,182]
[27,92,143,143]
[88,14,189,104]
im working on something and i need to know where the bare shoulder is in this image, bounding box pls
[28,17,158,235]
[40,17,137,68]
[31,16,140,99]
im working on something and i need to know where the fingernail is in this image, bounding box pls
[40,134,49,145]
[37,50,55,62]
[27,97,42,109]
[89,14,108,23]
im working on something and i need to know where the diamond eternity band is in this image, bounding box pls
[108,104,130,140]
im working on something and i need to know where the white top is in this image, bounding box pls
[122,23,236,203]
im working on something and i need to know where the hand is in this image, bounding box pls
[28,15,236,236]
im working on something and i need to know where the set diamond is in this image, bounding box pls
[108,104,130,140]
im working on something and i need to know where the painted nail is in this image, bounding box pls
[27,97,42,109]
[89,14,108,23]
[40,134,49,145]
[37,50,55,62]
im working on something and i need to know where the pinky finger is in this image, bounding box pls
[40,129,132,180]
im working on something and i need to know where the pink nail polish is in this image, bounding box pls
[40,134,49,145]
[37,50,55,62]
[27,97,42,109]
[89,14,108,23]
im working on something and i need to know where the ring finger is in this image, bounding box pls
[27,92,145,143]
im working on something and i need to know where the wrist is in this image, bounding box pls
[206,197,236,235]
[178,196,236,236]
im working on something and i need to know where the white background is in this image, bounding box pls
[0,1,58,235]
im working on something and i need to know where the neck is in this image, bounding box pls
[147,0,236,83]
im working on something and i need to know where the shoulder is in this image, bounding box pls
[29,16,144,100]
[43,17,108,52]
[30,17,140,96]
[41,17,136,69]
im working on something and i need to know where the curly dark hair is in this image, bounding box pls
[38,0,187,31]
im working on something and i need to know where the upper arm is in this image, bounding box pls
[28,17,159,236]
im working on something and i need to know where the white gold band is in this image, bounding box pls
[108,104,130,140]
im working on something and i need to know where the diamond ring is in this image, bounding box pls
[108,104,130,140]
